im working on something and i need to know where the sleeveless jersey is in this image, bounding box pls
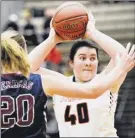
[53,76,118,137]
[1,73,47,138]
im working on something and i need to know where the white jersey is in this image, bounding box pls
[53,76,118,137]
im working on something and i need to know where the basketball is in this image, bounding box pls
[52,2,88,40]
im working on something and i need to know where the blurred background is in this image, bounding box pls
[1,0,135,138]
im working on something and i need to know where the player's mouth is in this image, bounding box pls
[83,69,92,71]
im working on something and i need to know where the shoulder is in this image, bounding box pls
[29,73,41,82]
[67,76,73,81]
[29,73,43,89]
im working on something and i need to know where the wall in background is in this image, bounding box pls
[1,1,24,31]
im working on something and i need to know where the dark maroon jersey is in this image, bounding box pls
[1,73,47,138]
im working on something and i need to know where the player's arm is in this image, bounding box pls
[84,12,131,93]
[84,20,126,60]
[110,73,127,93]
[35,67,66,78]
[41,63,130,99]
[42,45,135,98]
[28,30,57,72]
[100,59,127,93]
[100,43,134,93]
[28,28,69,72]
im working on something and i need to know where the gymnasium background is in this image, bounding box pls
[1,0,135,138]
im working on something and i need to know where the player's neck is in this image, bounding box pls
[73,76,86,83]
[73,75,97,83]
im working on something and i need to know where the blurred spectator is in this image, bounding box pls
[45,47,62,65]
[42,16,52,40]
[42,47,62,73]
[31,8,44,18]
[42,8,55,41]
[3,14,19,31]
[23,9,39,46]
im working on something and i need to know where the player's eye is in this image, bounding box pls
[80,56,86,60]
[90,57,96,61]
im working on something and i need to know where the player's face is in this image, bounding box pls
[70,47,98,82]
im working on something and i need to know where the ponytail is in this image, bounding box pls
[1,37,30,77]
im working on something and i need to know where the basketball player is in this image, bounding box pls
[52,19,135,136]
[53,40,131,137]
[51,13,135,136]
[2,35,134,138]
[28,19,135,137]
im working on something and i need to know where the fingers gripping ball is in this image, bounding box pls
[52,2,88,40]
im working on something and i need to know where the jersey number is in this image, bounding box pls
[1,94,35,129]
[64,102,89,125]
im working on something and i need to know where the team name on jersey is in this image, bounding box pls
[60,97,82,102]
[1,80,34,90]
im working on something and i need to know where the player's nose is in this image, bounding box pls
[85,59,92,66]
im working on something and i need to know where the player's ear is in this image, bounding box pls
[69,60,74,69]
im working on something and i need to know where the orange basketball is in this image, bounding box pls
[52,2,88,40]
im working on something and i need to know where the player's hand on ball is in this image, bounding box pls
[49,27,71,44]
[49,27,62,44]
[83,12,96,40]
[49,19,71,44]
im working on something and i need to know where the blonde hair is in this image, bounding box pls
[1,30,27,51]
[1,37,30,77]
